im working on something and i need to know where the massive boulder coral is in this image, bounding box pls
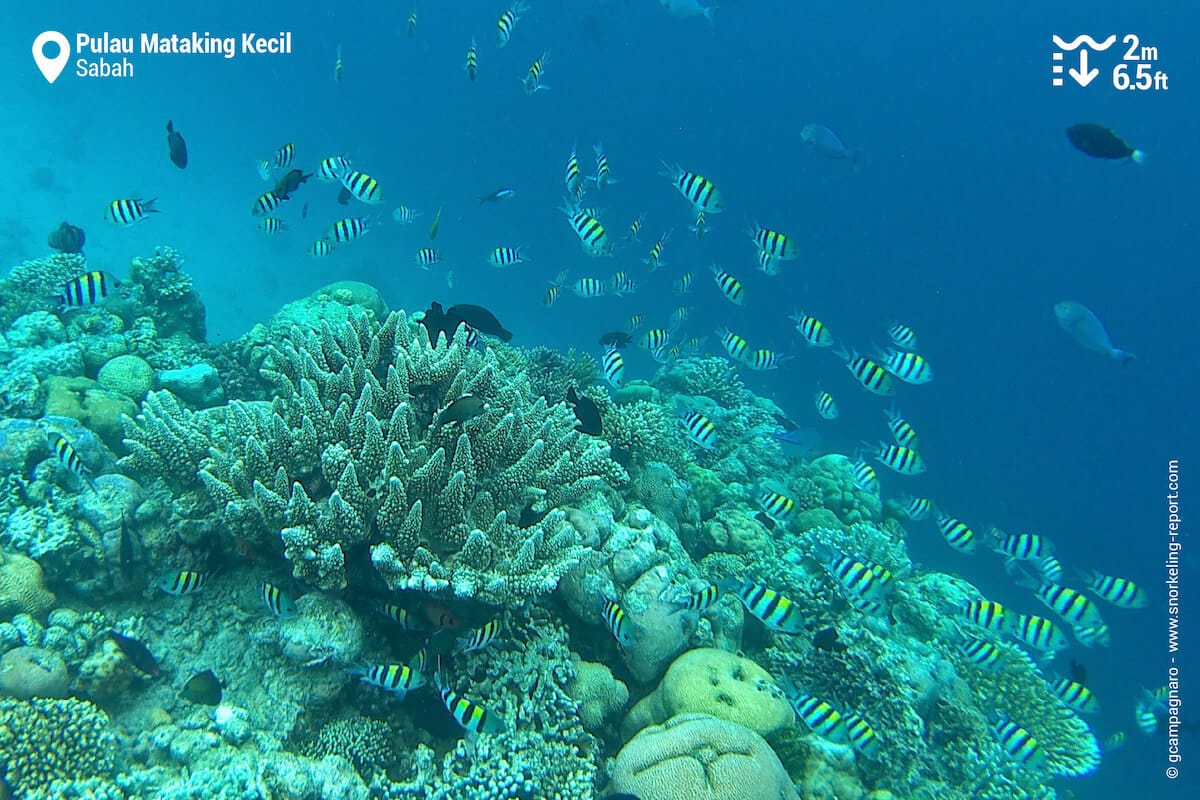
[121,310,627,601]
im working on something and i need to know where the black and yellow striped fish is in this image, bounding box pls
[259,581,296,618]
[718,328,749,361]
[457,619,502,653]
[674,272,694,295]
[1006,612,1067,653]
[962,599,1007,633]
[817,547,889,603]
[1028,580,1106,629]
[561,203,611,255]
[748,224,799,260]
[850,458,879,494]
[602,346,625,388]
[328,217,371,243]
[710,266,744,305]
[788,689,848,741]
[601,599,633,646]
[252,191,284,216]
[487,246,526,267]
[667,584,720,613]
[351,662,426,697]
[643,232,671,270]
[959,635,1005,671]
[791,310,833,347]
[814,391,838,420]
[317,155,350,182]
[437,673,506,735]
[340,169,383,204]
[375,602,423,631]
[883,407,920,448]
[875,443,926,475]
[57,271,120,310]
[747,349,782,370]
[722,579,805,634]
[309,240,333,257]
[842,710,881,759]
[591,143,615,189]
[564,146,582,195]
[639,328,670,351]
[271,142,296,169]
[258,217,286,234]
[523,50,550,94]
[46,431,93,487]
[935,510,977,553]
[572,277,606,298]
[898,494,931,520]
[661,162,725,213]
[465,38,478,81]
[992,717,1047,769]
[887,322,918,349]
[838,348,895,396]
[496,1,528,47]
[1049,676,1100,714]
[880,348,933,384]
[681,410,717,450]
[105,197,159,226]
[1077,569,1147,609]
[414,248,441,268]
[159,570,206,596]
[755,490,796,526]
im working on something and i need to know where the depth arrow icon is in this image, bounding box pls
[1069,50,1099,87]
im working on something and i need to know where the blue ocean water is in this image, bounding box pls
[3,0,1197,796]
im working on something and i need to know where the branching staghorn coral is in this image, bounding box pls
[120,309,627,601]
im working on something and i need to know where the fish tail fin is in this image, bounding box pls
[1113,349,1135,366]
[851,148,863,171]
[143,198,160,213]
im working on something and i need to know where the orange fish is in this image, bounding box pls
[422,600,461,630]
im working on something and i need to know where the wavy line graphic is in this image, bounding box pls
[1052,34,1116,51]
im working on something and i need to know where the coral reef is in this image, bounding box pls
[0,551,55,621]
[0,696,118,798]
[126,247,207,342]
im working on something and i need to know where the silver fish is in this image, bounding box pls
[800,124,860,166]
[1054,301,1134,365]
[660,0,715,22]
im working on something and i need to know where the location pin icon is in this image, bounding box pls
[32,31,71,84]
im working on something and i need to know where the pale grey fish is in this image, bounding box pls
[1054,301,1134,365]
[800,123,861,166]
[660,0,716,22]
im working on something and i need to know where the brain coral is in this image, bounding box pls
[0,550,55,621]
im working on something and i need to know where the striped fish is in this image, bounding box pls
[791,311,833,346]
[259,581,297,618]
[963,599,1007,633]
[887,322,918,349]
[674,272,694,295]
[437,673,506,735]
[756,490,797,526]
[747,349,783,370]
[879,348,933,384]
[874,443,925,475]
[748,224,800,260]
[842,710,882,759]
[561,203,612,255]
[959,635,1005,671]
[1005,612,1068,654]
[523,50,550,94]
[935,510,977,553]
[1077,569,1147,609]
[541,284,561,308]
[993,717,1047,769]
[572,277,606,298]
[995,532,1055,561]
[339,169,384,204]
[626,314,647,332]
[1034,554,1064,583]
[814,391,838,420]
[1049,677,1100,714]
[414,248,441,268]
[602,346,625,388]
[1026,580,1106,629]
[643,232,671,269]
[591,143,615,189]
[756,249,779,275]
[639,328,670,351]
[668,306,690,330]
[690,210,708,239]
[351,662,426,698]
[565,146,582,196]
[667,585,720,613]
[898,494,932,520]
[610,271,637,295]
[105,197,159,225]
[626,214,644,241]
[465,38,477,81]
[717,328,749,361]
[252,191,284,216]
[487,246,526,267]
[1104,731,1126,751]
[159,570,206,596]
[837,348,895,396]
[258,217,286,234]
[495,1,528,47]
[601,599,634,646]
[850,458,879,495]
[722,579,804,634]
[817,547,890,603]
[457,619,502,653]
[57,271,120,310]
[1135,700,1158,735]
[46,432,94,488]
[883,407,920,448]
[375,602,423,631]
[661,163,725,213]
[328,217,371,243]
[787,689,847,741]
[681,410,718,450]
[1072,622,1111,648]
[269,142,296,169]
[710,266,744,305]
[316,155,350,182]
[309,240,334,258]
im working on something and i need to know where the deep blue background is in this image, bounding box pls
[1,1,1196,796]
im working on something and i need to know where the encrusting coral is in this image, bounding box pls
[121,309,627,601]
[0,696,118,797]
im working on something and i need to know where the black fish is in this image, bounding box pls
[180,670,223,705]
[565,387,602,436]
[772,412,800,432]
[274,169,313,199]
[420,301,513,343]
[438,394,487,425]
[598,331,631,349]
[166,120,187,168]
[602,795,641,800]
[518,502,549,527]
[1066,123,1143,161]
[301,201,309,219]
[118,514,136,583]
[753,511,776,532]
[1069,659,1088,685]
[108,631,159,676]
[337,186,352,205]
[47,222,85,254]
[812,626,848,653]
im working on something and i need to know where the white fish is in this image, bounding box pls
[800,124,861,166]
[660,0,715,22]
[1054,301,1134,365]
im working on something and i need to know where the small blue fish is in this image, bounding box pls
[1054,301,1134,365]
[479,188,516,204]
